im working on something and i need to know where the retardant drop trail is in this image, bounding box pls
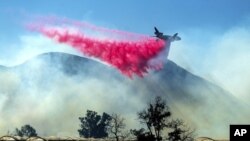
[29,19,167,78]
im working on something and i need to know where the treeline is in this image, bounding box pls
[8,96,195,141]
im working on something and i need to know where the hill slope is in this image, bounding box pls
[0,52,248,138]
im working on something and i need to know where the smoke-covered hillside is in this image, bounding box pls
[0,52,249,138]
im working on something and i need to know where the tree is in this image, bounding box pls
[14,124,38,137]
[78,110,112,138]
[167,119,195,141]
[108,114,126,141]
[138,96,171,141]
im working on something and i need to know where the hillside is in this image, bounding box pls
[0,52,249,138]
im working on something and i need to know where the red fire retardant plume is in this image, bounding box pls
[35,26,166,78]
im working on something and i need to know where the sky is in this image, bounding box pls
[0,0,250,138]
[0,0,250,64]
[1,0,250,38]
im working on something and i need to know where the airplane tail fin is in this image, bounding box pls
[154,27,159,35]
[154,27,163,37]
[154,27,163,39]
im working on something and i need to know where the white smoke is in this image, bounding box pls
[0,35,80,67]
[170,25,250,103]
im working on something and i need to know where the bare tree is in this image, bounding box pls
[108,113,126,141]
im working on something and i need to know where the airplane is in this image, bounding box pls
[154,27,181,42]
[147,27,181,69]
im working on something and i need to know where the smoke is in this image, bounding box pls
[169,25,250,103]
[0,59,147,136]
[206,27,250,103]
[0,32,152,135]
[0,35,80,67]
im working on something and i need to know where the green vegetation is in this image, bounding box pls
[13,124,37,137]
